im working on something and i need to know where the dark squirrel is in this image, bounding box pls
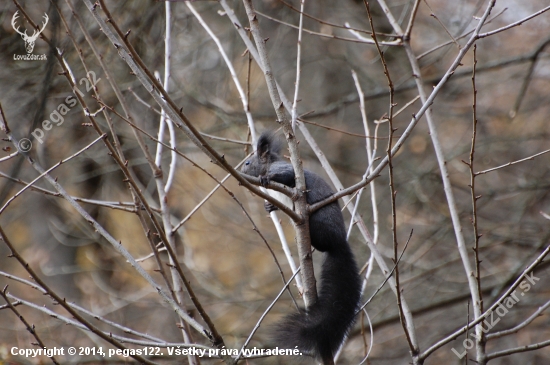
[241,132,362,363]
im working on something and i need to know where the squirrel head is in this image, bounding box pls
[241,132,282,177]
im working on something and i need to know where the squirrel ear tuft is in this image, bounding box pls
[257,131,281,160]
[257,132,272,163]
[257,132,271,156]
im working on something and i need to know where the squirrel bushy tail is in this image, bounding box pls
[242,132,362,363]
[274,241,360,362]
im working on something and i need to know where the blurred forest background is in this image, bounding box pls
[0,0,549,364]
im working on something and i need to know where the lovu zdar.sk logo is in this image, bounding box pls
[12,10,48,60]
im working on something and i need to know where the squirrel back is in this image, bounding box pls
[242,132,362,363]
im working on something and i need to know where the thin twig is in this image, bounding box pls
[348,71,378,362]
[89,0,298,222]
[45,0,186,331]
[242,0,315,309]
[0,134,106,215]
[186,1,256,143]
[201,133,251,146]
[309,0,497,213]
[99,101,297,308]
[5,292,215,351]
[277,0,397,37]
[419,241,550,359]
[358,308,374,364]
[0,227,159,365]
[357,230,413,313]
[0,103,208,339]
[475,149,550,175]
[152,2,192,350]
[221,3,426,361]
[291,0,305,131]
[416,7,507,60]
[373,1,497,363]
[0,151,18,163]
[0,270,165,343]
[487,299,550,340]
[255,10,401,46]
[365,0,415,353]
[349,70,378,242]
[127,87,162,114]
[298,117,388,139]
[190,2,303,295]
[477,5,550,39]
[0,286,60,365]
[338,71,378,365]
[404,0,421,38]
[0,172,139,211]
[235,268,301,363]
[486,338,550,360]
[157,1,178,194]
[467,44,486,361]
[423,0,460,47]
[470,44,484,313]
[222,3,420,358]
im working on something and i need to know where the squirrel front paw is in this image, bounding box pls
[264,200,278,213]
[259,174,270,188]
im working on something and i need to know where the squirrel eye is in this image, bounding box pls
[245,161,250,165]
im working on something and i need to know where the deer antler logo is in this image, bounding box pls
[11,11,48,54]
